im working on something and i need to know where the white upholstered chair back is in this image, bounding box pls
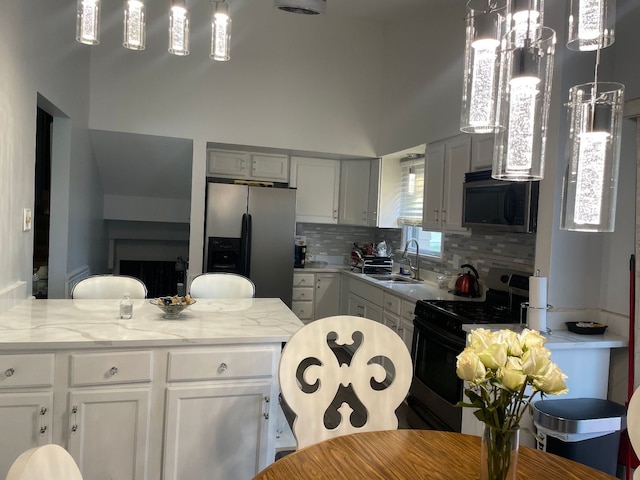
[189,273,255,299]
[71,275,147,299]
[5,444,83,480]
[627,387,640,480]
[279,315,413,449]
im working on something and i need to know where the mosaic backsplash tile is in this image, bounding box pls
[296,223,535,276]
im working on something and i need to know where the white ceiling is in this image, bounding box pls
[90,0,451,203]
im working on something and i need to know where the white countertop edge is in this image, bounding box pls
[461,323,628,349]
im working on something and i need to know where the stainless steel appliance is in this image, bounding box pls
[406,268,530,432]
[462,170,539,233]
[204,182,296,307]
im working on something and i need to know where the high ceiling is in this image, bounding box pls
[312,0,454,21]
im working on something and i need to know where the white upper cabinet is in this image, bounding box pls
[471,134,494,171]
[207,150,289,182]
[339,160,371,226]
[422,135,471,232]
[290,157,340,224]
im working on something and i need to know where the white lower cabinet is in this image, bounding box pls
[0,345,281,479]
[292,272,340,322]
[67,388,151,480]
[348,292,383,322]
[163,382,271,480]
[0,392,52,479]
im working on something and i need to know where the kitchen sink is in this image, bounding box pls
[366,274,423,285]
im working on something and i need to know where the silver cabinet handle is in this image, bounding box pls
[4,368,14,378]
[218,362,228,373]
[108,366,118,376]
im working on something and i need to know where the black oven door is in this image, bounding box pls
[408,315,466,432]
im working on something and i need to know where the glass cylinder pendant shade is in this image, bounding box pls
[76,0,101,45]
[567,0,616,51]
[211,1,231,61]
[460,0,508,134]
[560,82,624,232]
[509,0,544,45]
[169,1,190,56]
[492,26,556,181]
[123,0,146,50]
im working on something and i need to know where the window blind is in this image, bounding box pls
[398,159,425,225]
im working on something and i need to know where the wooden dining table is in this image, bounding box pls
[253,429,618,479]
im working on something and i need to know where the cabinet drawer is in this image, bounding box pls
[0,354,54,388]
[167,347,275,381]
[383,293,402,315]
[70,351,152,386]
[292,287,314,302]
[291,301,313,320]
[293,273,315,287]
[401,300,416,322]
[350,279,383,306]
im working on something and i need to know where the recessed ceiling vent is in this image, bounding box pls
[274,0,326,15]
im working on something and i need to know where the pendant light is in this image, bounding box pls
[509,0,544,45]
[169,0,190,56]
[560,49,624,232]
[492,25,556,181]
[567,0,616,51]
[76,0,101,45]
[211,0,231,61]
[124,0,146,51]
[460,0,509,134]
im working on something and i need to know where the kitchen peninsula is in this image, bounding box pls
[0,298,303,480]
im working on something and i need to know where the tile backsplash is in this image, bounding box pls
[296,223,535,276]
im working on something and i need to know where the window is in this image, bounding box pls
[398,156,443,258]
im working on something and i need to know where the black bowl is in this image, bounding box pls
[566,321,608,335]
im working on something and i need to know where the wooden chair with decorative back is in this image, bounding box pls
[627,386,640,479]
[189,273,255,298]
[5,444,83,480]
[278,315,413,449]
[70,275,147,299]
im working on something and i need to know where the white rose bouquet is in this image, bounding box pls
[456,328,568,480]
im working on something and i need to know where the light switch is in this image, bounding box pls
[23,208,32,231]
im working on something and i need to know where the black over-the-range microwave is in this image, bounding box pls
[462,170,539,233]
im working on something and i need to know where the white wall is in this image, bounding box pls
[0,0,107,308]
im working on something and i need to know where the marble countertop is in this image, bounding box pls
[461,323,628,349]
[0,298,304,350]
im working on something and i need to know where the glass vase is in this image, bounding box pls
[480,424,520,480]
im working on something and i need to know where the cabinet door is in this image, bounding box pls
[290,157,340,224]
[0,392,52,479]
[68,388,150,480]
[368,158,380,226]
[471,134,494,171]
[338,160,370,226]
[348,293,383,323]
[164,383,271,480]
[443,135,471,232]
[400,317,415,354]
[207,150,250,178]
[250,154,289,182]
[423,142,445,231]
[315,273,340,320]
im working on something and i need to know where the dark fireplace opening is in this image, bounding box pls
[119,260,185,298]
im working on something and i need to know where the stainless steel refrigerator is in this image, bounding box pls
[204,182,296,307]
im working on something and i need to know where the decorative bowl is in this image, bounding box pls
[150,296,196,318]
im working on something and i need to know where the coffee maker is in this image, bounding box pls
[294,245,306,268]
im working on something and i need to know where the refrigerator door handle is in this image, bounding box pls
[240,213,252,277]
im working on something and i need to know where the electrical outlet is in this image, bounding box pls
[23,208,32,231]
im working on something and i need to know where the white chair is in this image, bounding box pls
[5,444,83,480]
[71,275,147,299]
[627,387,640,480]
[189,273,255,298]
[279,315,413,449]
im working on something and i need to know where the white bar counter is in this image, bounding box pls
[0,297,303,350]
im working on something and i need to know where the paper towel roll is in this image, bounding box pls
[529,275,548,309]
[528,307,547,332]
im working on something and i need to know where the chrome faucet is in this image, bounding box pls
[402,238,421,281]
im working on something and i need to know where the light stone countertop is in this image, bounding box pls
[0,298,304,350]
[461,323,628,349]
